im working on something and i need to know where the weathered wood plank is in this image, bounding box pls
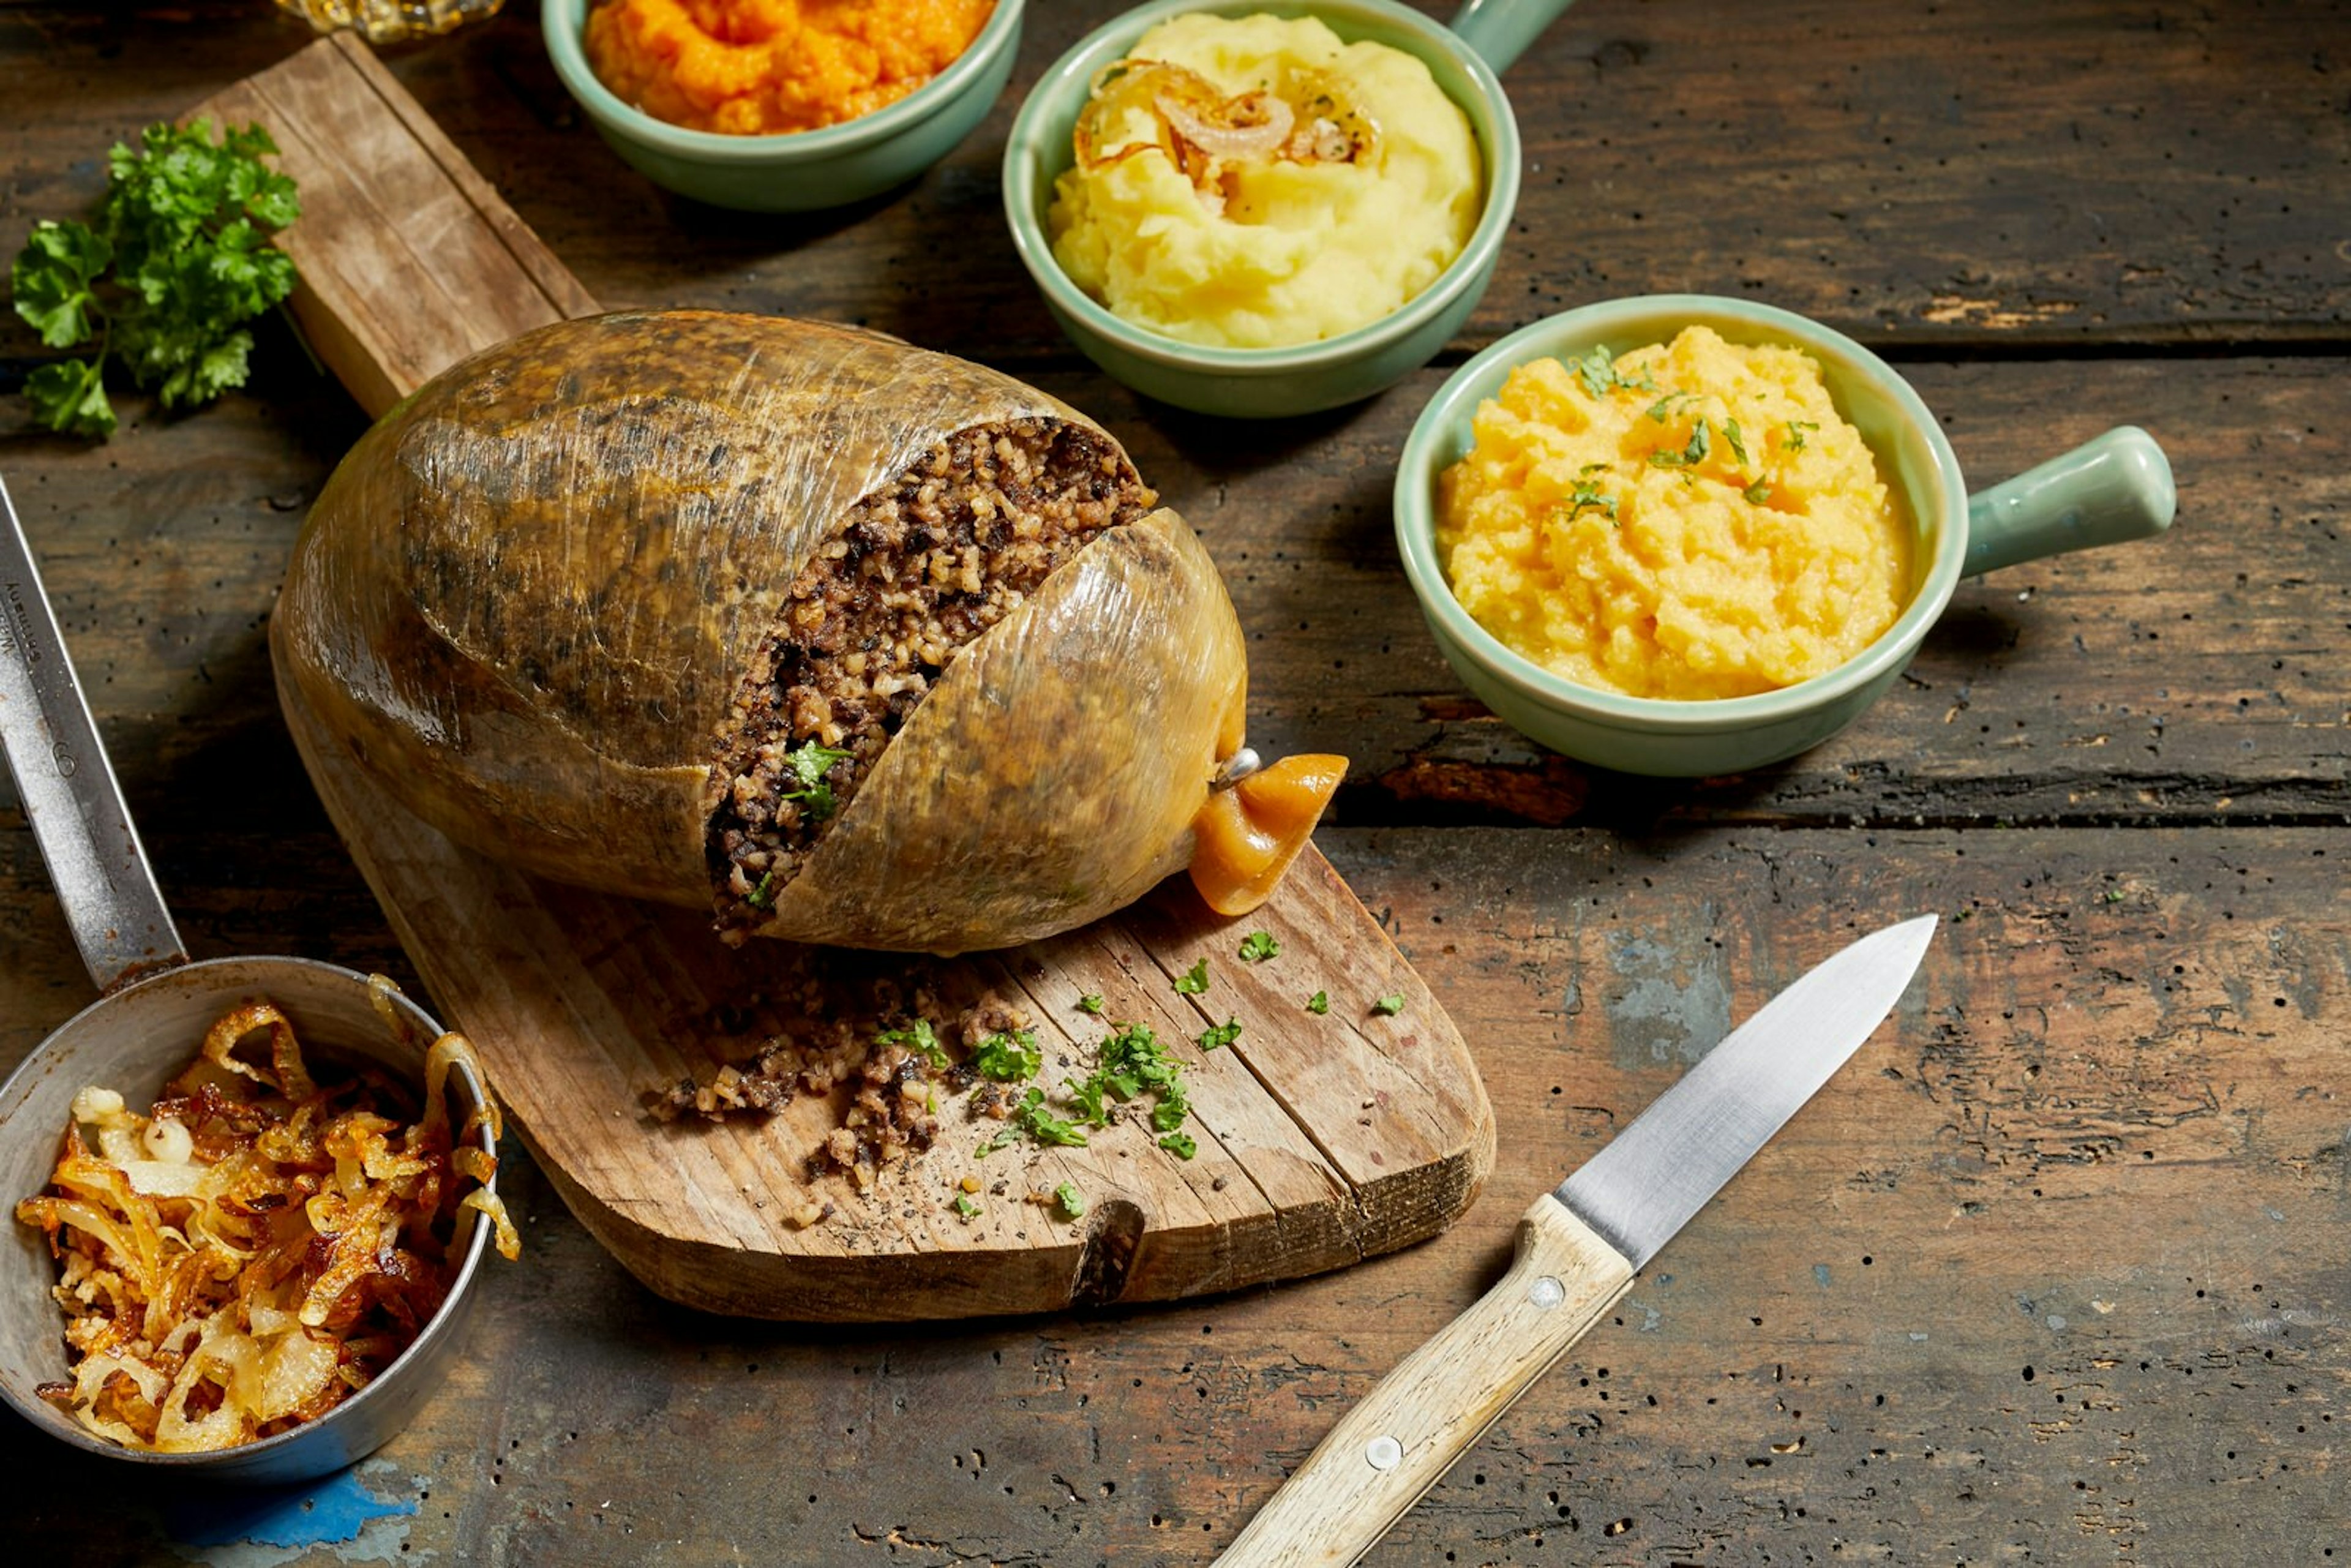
[4,823,2341,1561]
[0,1,2342,1558]
[189,32,599,416]
[5,1,2348,373]
[2,353,2341,851]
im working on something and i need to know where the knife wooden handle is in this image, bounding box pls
[1212,1195,1637,1568]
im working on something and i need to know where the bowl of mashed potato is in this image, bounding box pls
[1395,295,2177,776]
[545,0,1024,211]
[1003,0,1547,418]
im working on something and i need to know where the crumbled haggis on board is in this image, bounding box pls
[646,963,1048,1214]
[647,944,1368,1224]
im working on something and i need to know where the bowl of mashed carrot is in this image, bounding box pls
[546,0,1024,211]
[1395,295,2177,776]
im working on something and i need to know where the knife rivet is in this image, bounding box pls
[1365,1435,1403,1472]
[1529,1275,1565,1310]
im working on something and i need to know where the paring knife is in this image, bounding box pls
[1212,914,1938,1568]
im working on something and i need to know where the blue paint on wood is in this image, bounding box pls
[165,1467,418,1549]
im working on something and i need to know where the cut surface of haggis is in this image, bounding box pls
[704,417,1156,937]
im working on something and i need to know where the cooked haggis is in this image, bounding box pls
[708,418,1149,934]
[275,311,1282,955]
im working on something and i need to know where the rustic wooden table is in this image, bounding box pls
[4,1,2345,1561]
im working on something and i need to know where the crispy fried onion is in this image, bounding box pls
[13,999,520,1453]
[1074,59,1379,214]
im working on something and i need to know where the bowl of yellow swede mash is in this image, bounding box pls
[1394,295,2178,776]
[1003,0,1554,418]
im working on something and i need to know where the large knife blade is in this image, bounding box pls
[1212,915,1937,1568]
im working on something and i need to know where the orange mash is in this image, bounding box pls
[583,0,996,136]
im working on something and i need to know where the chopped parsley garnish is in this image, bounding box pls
[1723,419,1750,467]
[1065,1022,1196,1146]
[972,1022,1204,1162]
[1371,993,1406,1017]
[951,1193,983,1220]
[1198,1018,1242,1052]
[1566,480,1619,525]
[1063,1072,1111,1127]
[1158,1131,1198,1160]
[1077,993,1106,1015]
[1053,1182,1086,1218]
[970,1027,1042,1083]
[745,868,778,909]
[1650,417,1712,470]
[1095,1023,1184,1105]
[875,1018,950,1070]
[1238,930,1281,962]
[1644,391,1693,424]
[1174,958,1210,995]
[980,1087,1089,1155]
[1572,344,1618,399]
[1015,1087,1088,1146]
[1785,419,1818,451]
[1743,479,1773,505]
[1571,343,1659,400]
[778,741,853,821]
[1305,991,1330,1015]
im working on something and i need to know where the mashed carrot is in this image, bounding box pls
[584,0,996,136]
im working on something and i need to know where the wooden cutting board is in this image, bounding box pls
[199,36,1493,1321]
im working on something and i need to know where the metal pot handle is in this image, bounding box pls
[0,473,185,993]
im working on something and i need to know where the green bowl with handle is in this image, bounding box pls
[544,0,1023,212]
[1003,0,1577,418]
[1393,294,2178,776]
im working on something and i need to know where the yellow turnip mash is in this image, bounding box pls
[1047,13,1480,350]
[1436,326,1911,701]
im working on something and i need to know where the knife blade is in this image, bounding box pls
[1212,915,1937,1568]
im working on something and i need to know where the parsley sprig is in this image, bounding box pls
[952,1018,1213,1163]
[1571,343,1656,400]
[11,120,300,438]
[1566,479,1619,525]
[970,1028,1043,1083]
[778,741,852,821]
[875,1019,951,1071]
[1066,1022,1201,1157]
[1649,416,1713,470]
[979,1087,1089,1155]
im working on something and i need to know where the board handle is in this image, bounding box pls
[1212,1195,1636,1567]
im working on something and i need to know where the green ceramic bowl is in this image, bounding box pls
[1002,0,1539,419]
[544,0,1024,212]
[1394,295,2177,777]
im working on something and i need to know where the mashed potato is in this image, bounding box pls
[1437,326,1910,701]
[1048,13,1480,350]
[585,0,994,137]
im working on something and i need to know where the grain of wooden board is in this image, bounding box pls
[195,36,1491,1318]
